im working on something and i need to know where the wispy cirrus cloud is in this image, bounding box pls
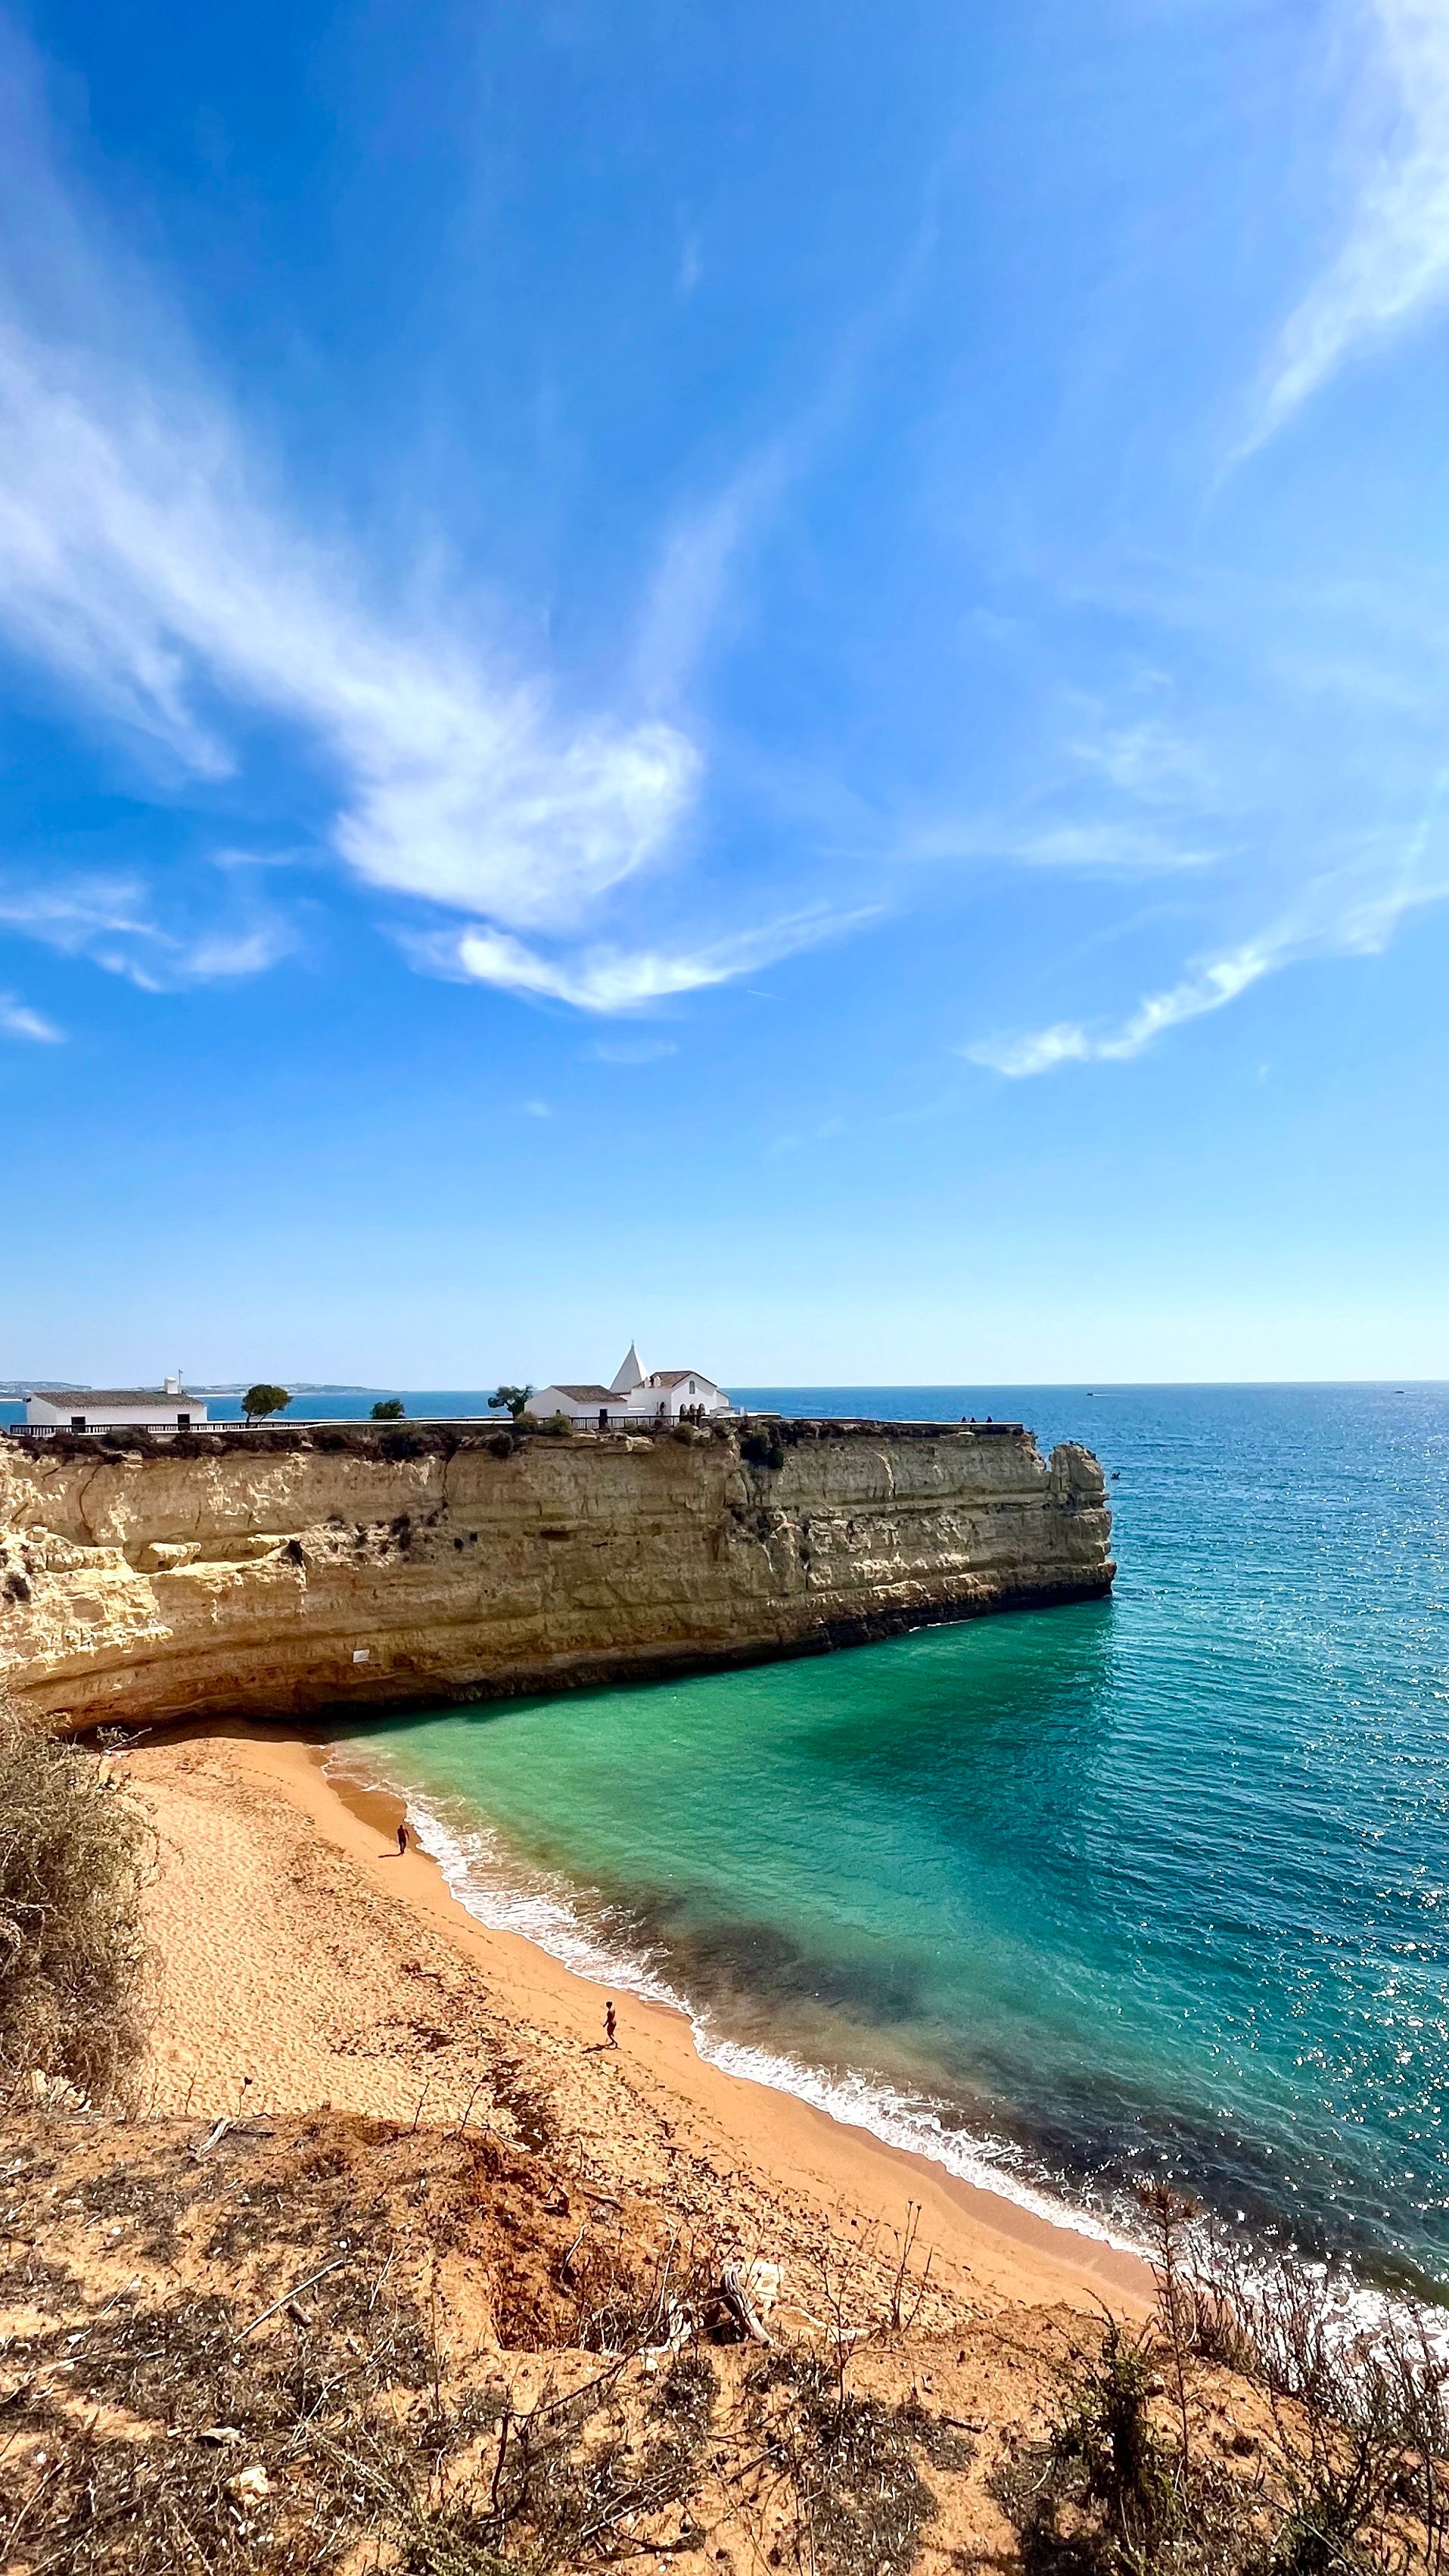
[964,847,1447,1076]
[966,941,1276,1076]
[975,820,1219,875]
[0,30,724,1012]
[1066,719,1217,808]
[173,924,295,982]
[422,903,876,1013]
[1255,0,1449,439]
[0,873,294,990]
[0,316,698,933]
[903,703,1225,882]
[0,991,61,1041]
[633,191,944,720]
[633,447,791,713]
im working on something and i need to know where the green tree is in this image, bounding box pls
[242,1383,291,1423]
[370,1398,405,1420]
[489,1384,533,1421]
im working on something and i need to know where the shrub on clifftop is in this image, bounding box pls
[242,1383,291,1423]
[741,1429,786,1470]
[0,1693,148,2105]
[488,1383,533,1420]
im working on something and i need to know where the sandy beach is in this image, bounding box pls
[126,1719,1150,2322]
[0,1719,1332,2574]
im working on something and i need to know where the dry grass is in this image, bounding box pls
[0,1696,148,2108]
[992,2190,1449,2576]
[0,2108,990,2576]
[21,2103,1441,2576]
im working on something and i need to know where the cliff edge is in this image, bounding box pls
[0,1418,1113,1729]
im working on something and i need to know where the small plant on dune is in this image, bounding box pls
[0,1691,149,2105]
[993,2316,1183,2575]
[1177,2223,1449,2576]
[744,2350,941,2576]
[997,2189,1449,2576]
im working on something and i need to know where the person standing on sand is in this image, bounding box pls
[605,1999,617,2047]
[396,1822,409,1856]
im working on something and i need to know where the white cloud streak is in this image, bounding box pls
[965,854,1447,1075]
[0,36,720,1013]
[631,211,940,715]
[633,449,788,712]
[967,941,1276,1075]
[0,325,698,934]
[906,815,1219,876]
[0,874,293,989]
[998,820,1218,873]
[1258,0,1449,436]
[910,714,1224,879]
[440,904,875,1013]
[0,991,61,1041]
[1067,720,1216,807]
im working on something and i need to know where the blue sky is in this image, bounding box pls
[1,0,1446,1385]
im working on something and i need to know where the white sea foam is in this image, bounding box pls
[323,1744,1146,2265]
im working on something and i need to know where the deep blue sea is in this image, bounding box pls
[10,1381,1446,2296]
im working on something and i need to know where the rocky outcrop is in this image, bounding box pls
[0,1420,1113,1729]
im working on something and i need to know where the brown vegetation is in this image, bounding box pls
[0,1694,148,2107]
[0,2108,997,2576]
[994,2189,1449,2576]
[5,2103,1444,2576]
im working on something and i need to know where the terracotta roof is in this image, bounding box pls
[29,1388,201,1408]
[547,1385,622,1404]
[648,1369,715,1389]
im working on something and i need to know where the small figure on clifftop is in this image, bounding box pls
[605,1999,617,2047]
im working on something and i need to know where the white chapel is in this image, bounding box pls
[530,1345,732,1430]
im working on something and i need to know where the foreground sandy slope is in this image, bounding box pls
[0,1730,1307,2576]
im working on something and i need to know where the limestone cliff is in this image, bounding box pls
[0,1420,1113,1729]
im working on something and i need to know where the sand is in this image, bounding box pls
[124,1720,1151,2322]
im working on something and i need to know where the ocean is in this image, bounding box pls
[11,1380,1446,2298]
[316,1383,1449,2304]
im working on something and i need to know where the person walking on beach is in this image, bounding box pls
[605,1999,617,2047]
[396,1822,409,1856]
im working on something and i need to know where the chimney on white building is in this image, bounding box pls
[164,1371,181,1396]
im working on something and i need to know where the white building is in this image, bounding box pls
[23,1377,210,1436]
[530,1345,732,1430]
[527,1383,626,1430]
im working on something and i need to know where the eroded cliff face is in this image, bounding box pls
[0,1422,1113,1729]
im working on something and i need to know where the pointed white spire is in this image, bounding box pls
[610,1340,645,1393]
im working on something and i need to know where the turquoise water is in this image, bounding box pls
[327,1386,1449,2301]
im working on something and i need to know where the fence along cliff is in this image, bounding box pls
[0,1418,1114,1729]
